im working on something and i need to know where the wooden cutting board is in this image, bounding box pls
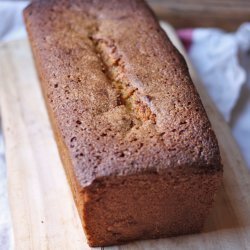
[0,23,250,250]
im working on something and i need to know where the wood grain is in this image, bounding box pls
[147,0,250,31]
[0,24,250,249]
[0,41,90,250]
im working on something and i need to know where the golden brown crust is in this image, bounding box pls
[24,0,223,246]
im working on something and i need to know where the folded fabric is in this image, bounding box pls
[178,25,250,167]
[0,1,29,42]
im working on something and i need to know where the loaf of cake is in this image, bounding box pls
[24,0,223,247]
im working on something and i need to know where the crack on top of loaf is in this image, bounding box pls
[86,22,156,125]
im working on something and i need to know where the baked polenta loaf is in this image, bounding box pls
[24,0,222,247]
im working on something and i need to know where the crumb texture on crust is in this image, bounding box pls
[23,0,222,188]
[83,170,222,247]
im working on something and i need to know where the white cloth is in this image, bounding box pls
[0,1,29,42]
[190,24,250,122]
[190,24,250,166]
[0,2,249,250]
[231,42,250,166]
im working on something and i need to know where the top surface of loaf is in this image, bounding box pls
[24,0,221,187]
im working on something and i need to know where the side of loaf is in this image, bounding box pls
[24,0,223,247]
